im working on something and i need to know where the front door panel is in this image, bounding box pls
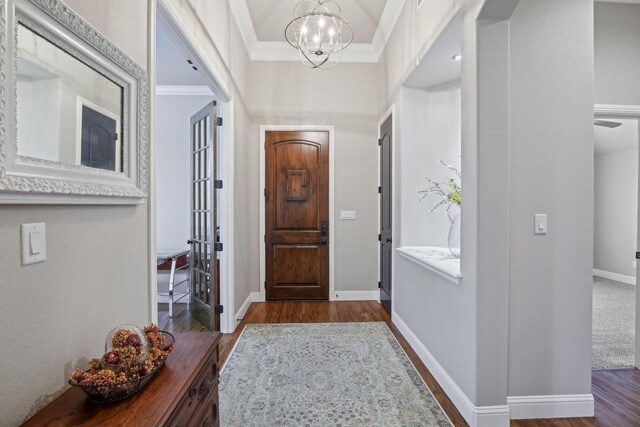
[265,131,329,300]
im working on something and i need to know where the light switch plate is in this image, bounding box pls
[534,214,547,235]
[340,210,357,220]
[21,223,46,265]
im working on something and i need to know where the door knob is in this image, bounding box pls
[321,221,328,244]
[385,238,392,243]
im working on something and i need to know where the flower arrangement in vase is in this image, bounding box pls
[417,160,462,258]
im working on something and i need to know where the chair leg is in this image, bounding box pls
[169,257,177,318]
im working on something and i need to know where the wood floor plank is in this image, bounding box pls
[160,301,640,427]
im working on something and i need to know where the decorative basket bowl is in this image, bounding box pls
[70,331,174,404]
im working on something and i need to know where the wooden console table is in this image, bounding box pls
[23,332,221,427]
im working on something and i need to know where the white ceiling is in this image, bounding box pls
[246,0,387,44]
[403,14,461,89]
[594,118,639,155]
[230,0,406,63]
[156,23,208,86]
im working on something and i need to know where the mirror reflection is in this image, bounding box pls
[16,23,124,172]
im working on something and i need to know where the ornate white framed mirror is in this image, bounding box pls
[0,0,149,203]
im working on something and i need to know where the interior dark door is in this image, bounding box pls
[265,131,329,300]
[380,115,393,313]
[81,105,118,171]
[189,102,220,331]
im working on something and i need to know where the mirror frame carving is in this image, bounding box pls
[0,0,149,203]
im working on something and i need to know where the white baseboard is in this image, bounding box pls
[234,291,262,328]
[391,311,510,427]
[593,269,636,285]
[332,290,380,301]
[507,394,594,420]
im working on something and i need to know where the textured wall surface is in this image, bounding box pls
[507,0,593,398]
[0,1,151,425]
[594,2,640,106]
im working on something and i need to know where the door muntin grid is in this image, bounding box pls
[191,107,216,308]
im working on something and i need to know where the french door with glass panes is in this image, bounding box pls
[189,102,220,331]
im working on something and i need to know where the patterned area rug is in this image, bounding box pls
[220,322,452,426]
[593,276,635,369]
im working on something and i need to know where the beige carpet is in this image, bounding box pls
[593,276,635,369]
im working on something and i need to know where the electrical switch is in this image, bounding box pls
[21,223,46,265]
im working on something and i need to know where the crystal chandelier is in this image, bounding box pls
[285,0,354,70]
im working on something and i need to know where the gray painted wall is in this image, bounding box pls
[401,83,462,248]
[0,0,255,423]
[595,2,640,106]
[382,0,594,414]
[593,1,640,285]
[594,148,638,278]
[507,0,594,397]
[156,95,214,252]
[0,2,150,425]
[248,61,380,293]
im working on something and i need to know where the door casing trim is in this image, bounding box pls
[152,0,236,333]
[259,125,335,302]
[378,104,396,312]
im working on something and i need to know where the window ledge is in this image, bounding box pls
[396,246,461,284]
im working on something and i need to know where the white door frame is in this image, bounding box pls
[151,0,236,333]
[259,125,335,302]
[377,104,396,312]
[594,104,640,368]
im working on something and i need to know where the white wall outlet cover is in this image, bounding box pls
[534,214,547,235]
[340,210,357,220]
[21,223,47,265]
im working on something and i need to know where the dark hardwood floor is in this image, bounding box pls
[158,303,208,333]
[159,301,640,427]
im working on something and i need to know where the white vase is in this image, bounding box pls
[448,214,461,258]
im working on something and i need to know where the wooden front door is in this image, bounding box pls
[265,131,329,300]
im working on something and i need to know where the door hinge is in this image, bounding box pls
[378,138,382,146]
[264,281,267,289]
[214,242,223,252]
[214,304,224,314]
[378,186,382,194]
[378,234,382,241]
[636,252,640,260]
[264,188,267,197]
[214,180,223,189]
[216,117,223,126]
[378,281,382,289]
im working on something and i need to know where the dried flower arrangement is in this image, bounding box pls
[69,324,175,402]
[417,160,462,222]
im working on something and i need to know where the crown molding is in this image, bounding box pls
[228,0,406,63]
[371,0,406,58]
[156,85,214,96]
[228,0,258,52]
[595,0,640,3]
